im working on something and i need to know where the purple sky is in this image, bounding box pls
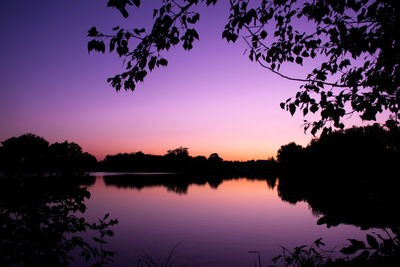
[0,0,376,160]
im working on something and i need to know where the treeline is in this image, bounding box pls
[0,134,97,176]
[1,123,399,176]
[99,147,277,175]
[276,123,400,173]
[0,134,277,176]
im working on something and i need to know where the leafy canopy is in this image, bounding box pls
[88,0,400,134]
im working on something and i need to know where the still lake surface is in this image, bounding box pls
[75,172,372,266]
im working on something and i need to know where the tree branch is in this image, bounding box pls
[256,59,350,88]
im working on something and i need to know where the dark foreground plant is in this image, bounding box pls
[81,213,119,267]
[263,229,400,267]
[137,244,203,267]
[267,238,331,267]
[0,176,118,267]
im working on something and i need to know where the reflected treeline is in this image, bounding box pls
[0,175,117,266]
[277,172,400,230]
[103,173,277,194]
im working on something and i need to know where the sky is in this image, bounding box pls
[0,0,374,161]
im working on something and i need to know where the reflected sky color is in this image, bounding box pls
[79,175,372,266]
[0,0,381,160]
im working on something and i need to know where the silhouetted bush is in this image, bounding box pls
[277,124,400,173]
[0,134,97,176]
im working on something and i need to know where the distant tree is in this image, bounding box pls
[208,153,223,162]
[80,152,98,171]
[0,133,49,174]
[276,142,305,167]
[89,0,400,134]
[166,146,189,158]
[48,141,94,175]
[306,124,400,168]
[0,134,97,175]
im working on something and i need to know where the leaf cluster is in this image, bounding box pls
[340,229,400,263]
[88,0,217,91]
[271,238,329,267]
[89,0,400,134]
[223,0,400,134]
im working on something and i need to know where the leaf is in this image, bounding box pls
[158,58,168,66]
[341,245,358,255]
[314,238,325,248]
[88,27,98,37]
[295,56,303,65]
[289,104,296,116]
[310,104,318,113]
[280,102,285,109]
[148,56,157,71]
[88,40,96,53]
[110,38,116,52]
[366,234,379,249]
[260,30,268,39]
[348,239,366,250]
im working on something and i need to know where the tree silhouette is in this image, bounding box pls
[0,134,97,175]
[276,142,305,168]
[166,146,189,158]
[0,133,49,174]
[48,141,97,175]
[208,153,223,162]
[88,0,400,134]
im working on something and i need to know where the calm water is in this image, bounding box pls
[76,173,372,266]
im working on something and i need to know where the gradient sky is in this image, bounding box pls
[0,0,376,160]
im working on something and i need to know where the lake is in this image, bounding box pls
[72,172,375,266]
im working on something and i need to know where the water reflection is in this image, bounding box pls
[83,173,387,266]
[0,176,117,267]
[277,172,400,230]
[103,173,276,194]
[2,172,398,266]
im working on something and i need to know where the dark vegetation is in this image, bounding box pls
[0,133,97,176]
[0,175,118,266]
[89,0,400,134]
[99,147,277,175]
[1,123,399,266]
[277,123,400,172]
[0,133,278,176]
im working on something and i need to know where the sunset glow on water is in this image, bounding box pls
[75,175,371,267]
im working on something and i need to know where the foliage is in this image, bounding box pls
[208,152,223,162]
[340,229,400,265]
[99,147,277,175]
[166,146,190,158]
[0,176,118,266]
[137,244,201,267]
[0,133,49,174]
[270,238,329,267]
[81,213,119,267]
[268,231,400,267]
[276,142,304,167]
[88,0,400,134]
[276,124,400,170]
[0,133,97,175]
